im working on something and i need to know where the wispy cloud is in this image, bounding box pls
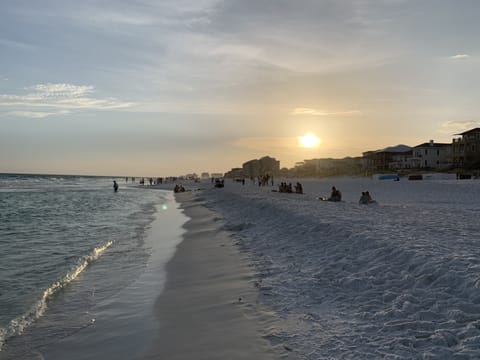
[291,107,362,116]
[450,54,470,60]
[0,83,134,113]
[68,1,219,32]
[2,111,55,119]
[439,120,480,134]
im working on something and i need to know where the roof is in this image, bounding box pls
[414,142,451,148]
[376,144,412,153]
[454,127,480,136]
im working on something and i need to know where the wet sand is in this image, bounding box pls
[145,191,286,359]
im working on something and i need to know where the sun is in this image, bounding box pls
[298,133,320,148]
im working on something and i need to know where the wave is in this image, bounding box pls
[0,240,113,351]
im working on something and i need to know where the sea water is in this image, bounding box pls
[0,174,187,359]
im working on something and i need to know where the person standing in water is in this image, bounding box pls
[113,180,119,192]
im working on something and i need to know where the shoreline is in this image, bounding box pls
[145,190,287,359]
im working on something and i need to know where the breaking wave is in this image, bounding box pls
[0,240,113,351]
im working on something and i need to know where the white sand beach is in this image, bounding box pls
[148,176,480,359]
[146,190,290,359]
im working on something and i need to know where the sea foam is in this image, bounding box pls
[0,241,113,350]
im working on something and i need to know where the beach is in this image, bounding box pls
[146,191,287,359]
[0,175,290,359]
[155,177,480,359]
[4,175,480,359]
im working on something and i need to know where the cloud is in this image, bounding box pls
[450,54,470,60]
[0,83,134,112]
[439,120,480,134]
[67,1,219,32]
[291,107,363,116]
[29,83,94,97]
[2,111,55,118]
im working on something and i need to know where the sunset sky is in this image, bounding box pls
[1,0,479,176]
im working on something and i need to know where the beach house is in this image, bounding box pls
[410,140,452,170]
[452,128,480,170]
[362,145,412,172]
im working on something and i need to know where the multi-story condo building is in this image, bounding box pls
[452,128,480,170]
[242,156,280,179]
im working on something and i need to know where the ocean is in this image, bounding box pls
[0,173,187,359]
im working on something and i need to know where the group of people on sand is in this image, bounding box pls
[174,184,185,193]
[359,191,376,204]
[258,174,274,186]
[278,182,303,194]
[322,186,376,204]
[214,178,225,188]
[278,182,293,193]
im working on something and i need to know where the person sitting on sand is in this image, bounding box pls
[366,191,373,202]
[328,186,341,201]
[174,184,185,193]
[295,182,303,194]
[359,191,376,204]
[359,191,369,204]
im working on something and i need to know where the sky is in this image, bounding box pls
[1,0,480,176]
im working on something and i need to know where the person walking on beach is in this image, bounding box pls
[113,180,119,192]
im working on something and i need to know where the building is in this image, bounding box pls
[362,145,412,172]
[242,156,280,179]
[223,167,244,179]
[452,128,480,170]
[410,140,452,169]
[294,157,363,177]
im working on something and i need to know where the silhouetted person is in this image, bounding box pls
[295,182,303,194]
[328,186,341,201]
[113,180,119,192]
[359,191,369,204]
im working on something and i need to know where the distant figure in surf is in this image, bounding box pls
[113,180,119,192]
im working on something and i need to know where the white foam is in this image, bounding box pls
[0,241,113,350]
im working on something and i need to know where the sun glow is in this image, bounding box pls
[298,133,320,148]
